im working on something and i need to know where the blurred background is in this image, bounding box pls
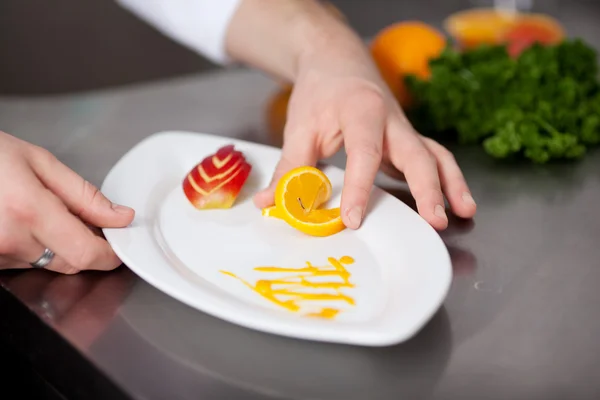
[1,0,599,95]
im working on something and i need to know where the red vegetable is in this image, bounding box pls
[182,144,252,209]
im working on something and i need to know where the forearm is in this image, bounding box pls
[117,0,370,81]
[224,0,368,82]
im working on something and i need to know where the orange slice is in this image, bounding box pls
[266,166,346,237]
[445,9,566,56]
[444,8,518,49]
[262,205,284,219]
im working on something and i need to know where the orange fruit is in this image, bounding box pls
[444,8,518,50]
[370,21,447,108]
[266,166,345,237]
[504,14,565,57]
[262,205,284,219]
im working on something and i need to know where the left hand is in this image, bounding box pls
[253,39,477,231]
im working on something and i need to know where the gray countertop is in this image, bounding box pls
[2,2,600,399]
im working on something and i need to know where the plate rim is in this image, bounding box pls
[101,130,452,347]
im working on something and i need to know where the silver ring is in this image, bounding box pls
[30,248,55,269]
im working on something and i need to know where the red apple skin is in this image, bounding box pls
[182,145,252,209]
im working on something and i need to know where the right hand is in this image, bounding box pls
[0,131,134,274]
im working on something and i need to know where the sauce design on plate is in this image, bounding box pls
[220,256,355,319]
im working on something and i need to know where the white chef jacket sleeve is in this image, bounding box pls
[116,0,243,65]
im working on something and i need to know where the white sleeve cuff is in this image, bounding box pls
[116,0,243,65]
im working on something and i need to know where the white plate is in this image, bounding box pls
[102,131,451,347]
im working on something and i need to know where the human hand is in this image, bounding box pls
[253,31,477,230]
[0,132,134,274]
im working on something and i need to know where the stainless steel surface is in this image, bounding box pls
[2,1,600,399]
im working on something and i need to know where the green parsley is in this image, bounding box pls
[405,39,600,163]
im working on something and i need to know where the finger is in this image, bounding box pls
[27,147,134,228]
[387,117,448,230]
[340,92,386,229]
[421,137,477,219]
[0,229,75,273]
[87,224,105,238]
[379,159,406,182]
[30,189,123,272]
[253,126,319,208]
[22,241,79,275]
[0,255,29,270]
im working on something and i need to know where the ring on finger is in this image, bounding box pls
[30,248,55,269]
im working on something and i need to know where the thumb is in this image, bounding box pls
[29,148,135,227]
[253,128,318,209]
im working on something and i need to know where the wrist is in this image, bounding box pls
[294,25,380,89]
[225,0,367,82]
[291,4,368,78]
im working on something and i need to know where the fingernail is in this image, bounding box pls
[462,192,476,205]
[112,203,131,214]
[346,207,363,229]
[434,204,447,220]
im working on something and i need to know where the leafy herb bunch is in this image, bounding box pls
[405,39,600,163]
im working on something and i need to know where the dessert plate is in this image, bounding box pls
[101,131,451,346]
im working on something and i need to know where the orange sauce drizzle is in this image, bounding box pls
[220,256,355,319]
